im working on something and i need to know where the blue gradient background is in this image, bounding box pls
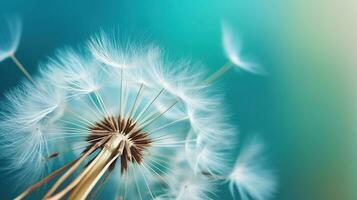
[0,0,356,199]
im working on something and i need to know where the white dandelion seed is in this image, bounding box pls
[88,31,145,69]
[222,23,267,75]
[0,77,65,183]
[0,15,21,62]
[229,136,277,200]
[155,150,217,200]
[0,20,277,199]
[168,174,216,200]
[0,16,35,84]
[185,108,238,176]
[203,22,266,84]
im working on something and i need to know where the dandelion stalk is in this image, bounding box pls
[204,61,234,84]
[67,141,120,200]
[14,159,78,200]
[43,137,108,198]
[9,54,36,85]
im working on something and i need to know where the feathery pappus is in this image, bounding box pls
[0,17,277,200]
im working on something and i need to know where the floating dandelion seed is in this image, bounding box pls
[0,16,35,84]
[222,23,267,75]
[204,23,266,84]
[0,18,277,200]
[0,15,21,62]
[229,137,277,200]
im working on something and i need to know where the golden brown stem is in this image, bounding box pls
[14,159,77,200]
[87,169,114,200]
[68,151,119,200]
[43,138,108,199]
[67,135,123,200]
[47,135,121,200]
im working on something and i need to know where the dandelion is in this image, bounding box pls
[229,137,277,200]
[205,23,266,83]
[0,15,21,62]
[0,18,277,200]
[0,16,35,84]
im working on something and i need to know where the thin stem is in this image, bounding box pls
[139,99,180,130]
[204,61,234,84]
[87,169,114,200]
[148,116,188,135]
[67,153,120,200]
[66,134,123,200]
[134,88,164,123]
[10,54,36,85]
[128,83,144,118]
[119,69,124,118]
[94,90,109,117]
[138,166,155,199]
[43,138,107,198]
[14,159,78,200]
[133,168,143,200]
[44,136,109,161]
[121,82,144,134]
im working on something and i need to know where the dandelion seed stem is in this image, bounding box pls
[134,88,164,123]
[138,165,155,199]
[119,69,124,118]
[141,99,180,129]
[67,152,120,200]
[94,90,109,116]
[9,54,36,85]
[87,169,114,200]
[14,159,78,200]
[44,136,107,161]
[204,61,234,84]
[148,116,188,134]
[128,82,144,118]
[44,137,108,199]
[67,134,123,200]
[133,168,143,200]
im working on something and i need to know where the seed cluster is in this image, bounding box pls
[87,116,152,173]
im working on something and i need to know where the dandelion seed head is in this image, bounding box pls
[0,15,21,62]
[0,30,277,199]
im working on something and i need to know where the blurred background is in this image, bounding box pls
[0,0,356,199]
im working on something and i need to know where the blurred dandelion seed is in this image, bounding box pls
[229,137,277,200]
[0,15,21,61]
[205,22,267,84]
[0,17,277,200]
[0,16,35,84]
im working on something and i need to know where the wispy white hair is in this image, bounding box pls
[0,15,21,62]
[229,136,277,200]
[186,107,238,176]
[160,151,217,200]
[88,31,146,69]
[42,47,103,99]
[222,23,266,75]
[0,77,65,183]
[175,175,215,200]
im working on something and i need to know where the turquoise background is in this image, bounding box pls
[0,0,356,199]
